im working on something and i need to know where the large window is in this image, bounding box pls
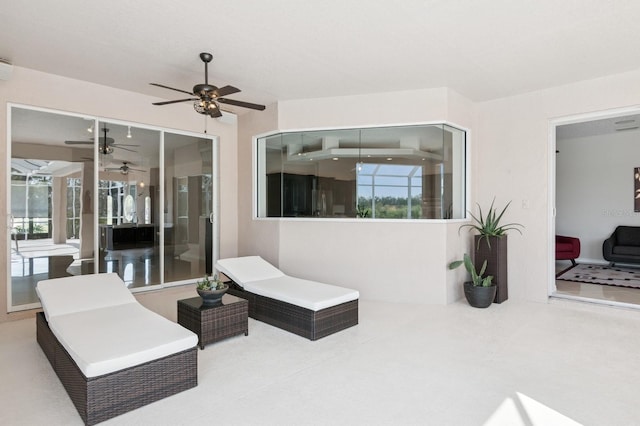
[11,173,52,238]
[257,124,466,219]
[66,178,81,238]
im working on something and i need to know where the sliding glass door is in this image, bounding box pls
[164,132,217,282]
[10,109,93,309]
[8,105,218,311]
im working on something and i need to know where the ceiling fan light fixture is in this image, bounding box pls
[99,145,114,155]
[194,99,219,116]
[194,101,206,114]
[127,126,132,138]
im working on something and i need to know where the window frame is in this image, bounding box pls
[253,121,470,222]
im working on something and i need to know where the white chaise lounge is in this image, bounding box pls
[215,256,359,340]
[36,273,198,425]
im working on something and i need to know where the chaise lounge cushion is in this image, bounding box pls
[244,276,359,312]
[36,273,197,378]
[49,303,197,377]
[216,256,359,312]
[36,273,136,321]
[216,256,285,283]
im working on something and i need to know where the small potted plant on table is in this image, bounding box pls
[196,274,228,305]
[449,253,496,308]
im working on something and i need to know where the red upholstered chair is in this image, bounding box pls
[556,235,580,265]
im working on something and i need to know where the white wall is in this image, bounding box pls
[240,70,640,305]
[476,68,640,302]
[557,130,640,263]
[238,88,474,304]
[8,64,639,315]
[277,220,451,303]
[0,67,239,322]
[237,104,281,267]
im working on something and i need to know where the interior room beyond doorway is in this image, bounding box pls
[553,108,640,308]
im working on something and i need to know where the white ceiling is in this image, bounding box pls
[2,0,640,111]
[557,114,640,140]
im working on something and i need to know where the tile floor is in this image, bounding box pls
[554,261,640,307]
[10,239,202,307]
[2,286,640,425]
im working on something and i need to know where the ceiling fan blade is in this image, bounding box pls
[150,83,194,96]
[153,98,199,106]
[214,85,241,98]
[65,141,93,145]
[217,98,266,111]
[116,146,138,153]
[113,143,140,147]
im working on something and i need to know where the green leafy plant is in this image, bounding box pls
[196,273,225,291]
[458,198,523,248]
[356,205,370,218]
[448,253,494,287]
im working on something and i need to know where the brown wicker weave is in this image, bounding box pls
[177,295,249,349]
[226,281,358,340]
[36,312,197,425]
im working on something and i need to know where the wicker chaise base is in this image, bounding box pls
[227,282,358,340]
[36,312,197,425]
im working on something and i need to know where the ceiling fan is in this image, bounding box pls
[105,161,144,175]
[65,126,139,154]
[150,52,266,118]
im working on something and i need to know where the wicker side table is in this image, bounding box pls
[177,294,248,349]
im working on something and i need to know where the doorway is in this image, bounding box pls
[551,106,640,308]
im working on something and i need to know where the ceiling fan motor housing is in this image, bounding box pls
[99,145,114,155]
[193,83,217,97]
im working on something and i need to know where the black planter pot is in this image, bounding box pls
[474,235,508,304]
[463,281,497,308]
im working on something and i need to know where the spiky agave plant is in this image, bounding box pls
[448,253,494,287]
[459,198,524,248]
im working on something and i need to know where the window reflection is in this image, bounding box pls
[257,124,466,219]
[357,164,424,219]
[9,106,218,310]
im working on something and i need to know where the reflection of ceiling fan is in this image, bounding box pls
[65,126,139,154]
[105,161,144,175]
[150,52,266,118]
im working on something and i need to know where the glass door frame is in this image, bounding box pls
[6,103,219,312]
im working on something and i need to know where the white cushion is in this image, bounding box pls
[216,256,284,286]
[36,273,136,321]
[48,303,198,377]
[245,276,359,311]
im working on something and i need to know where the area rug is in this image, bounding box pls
[556,263,640,289]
